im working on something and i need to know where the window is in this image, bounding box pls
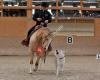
[3,9,26,17]
[1,0,27,17]
[3,0,27,6]
[0,0,100,18]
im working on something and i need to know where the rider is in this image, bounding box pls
[21,2,52,47]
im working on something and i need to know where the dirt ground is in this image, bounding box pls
[0,56,100,80]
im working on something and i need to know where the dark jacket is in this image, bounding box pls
[32,9,52,27]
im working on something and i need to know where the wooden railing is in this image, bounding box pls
[0,0,100,22]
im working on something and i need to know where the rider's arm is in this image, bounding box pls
[32,10,42,22]
[47,11,52,23]
[44,11,52,23]
[32,12,38,21]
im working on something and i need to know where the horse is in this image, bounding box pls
[28,27,53,73]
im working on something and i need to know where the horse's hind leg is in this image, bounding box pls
[34,56,41,72]
[29,50,34,74]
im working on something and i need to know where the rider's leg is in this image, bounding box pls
[27,26,35,38]
[21,26,36,46]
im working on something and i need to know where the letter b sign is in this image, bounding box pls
[67,35,73,44]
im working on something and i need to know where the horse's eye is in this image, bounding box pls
[45,38,48,40]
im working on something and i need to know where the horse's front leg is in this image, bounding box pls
[29,50,34,74]
[34,56,41,72]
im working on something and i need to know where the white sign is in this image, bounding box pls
[67,35,73,44]
[96,53,100,59]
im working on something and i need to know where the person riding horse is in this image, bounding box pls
[21,2,52,47]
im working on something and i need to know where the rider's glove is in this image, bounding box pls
[41,22,44,26]
[37,18,42,21]
[35,25,39,30]
[44,20,48,24]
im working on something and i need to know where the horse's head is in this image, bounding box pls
[40,28,52,49]
[34,27,52,56]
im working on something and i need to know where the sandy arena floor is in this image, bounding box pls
[0,56,100,80]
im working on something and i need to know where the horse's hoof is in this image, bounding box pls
[29,69,33,74]
[34,66,38,72]
[29,71,33,74]
[34,68,38,72]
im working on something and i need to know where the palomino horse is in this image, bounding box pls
[28,27,52,73]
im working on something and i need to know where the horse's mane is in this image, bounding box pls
[30,27,52,46]
[36,27,51,43]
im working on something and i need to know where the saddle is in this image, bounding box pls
[21,25,42,47]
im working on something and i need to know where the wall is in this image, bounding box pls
[0,17,35,37]
[51,19,100,55]
[0,17,99,55]
[95,18,100,36]
[0,17,35,55]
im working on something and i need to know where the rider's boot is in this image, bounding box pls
[21,37,30,47]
